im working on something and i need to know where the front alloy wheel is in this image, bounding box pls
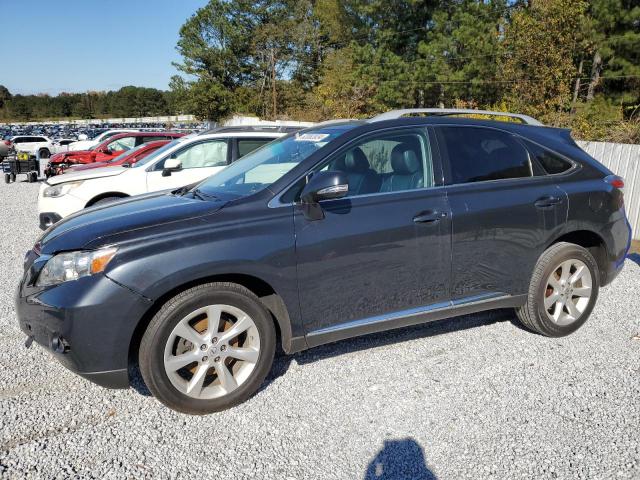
[163,304,261,400]
[140,283,276,414]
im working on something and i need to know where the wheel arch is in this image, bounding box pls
[547,230,608,284]
[86,191,129,207]
[128,273,300,367]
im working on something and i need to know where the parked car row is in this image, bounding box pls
[45,131,187,176]
[38,125,301,228]
[16,109,631,416]
[0,122,207,159]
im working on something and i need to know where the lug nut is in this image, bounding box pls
[200,344,207,351]
[202,356,208,362]
[212,337,218,344]
[220,345,226,351]
[215,356,221,362]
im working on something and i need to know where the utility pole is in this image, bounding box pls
[271,47,277,119]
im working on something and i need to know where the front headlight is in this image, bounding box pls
[36,247,117,286]
[43,181,83,198]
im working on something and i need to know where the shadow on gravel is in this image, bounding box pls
[364,438,437,480]
[128,362,151,397]
[259,308,516,392]
[626,253,640,266]
[129,309,516,398]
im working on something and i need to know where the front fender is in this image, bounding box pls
[103,203,304,343]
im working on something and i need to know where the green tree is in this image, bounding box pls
[0,85,12,110]
[501,0,588,122]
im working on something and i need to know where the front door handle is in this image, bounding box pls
[413,211,447,224]
[534,196,561,208]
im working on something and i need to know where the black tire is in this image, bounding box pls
[31,172,39,182]
[139,282,276,414]
[39,149,50,159]
[4,173,9,184]
[516,242,599,337]
[9,173,16,182]
[90,196,124,206]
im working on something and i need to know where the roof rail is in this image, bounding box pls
[369,108,543,126]
[198,125,305,136]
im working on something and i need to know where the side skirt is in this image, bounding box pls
[304,294,527,349]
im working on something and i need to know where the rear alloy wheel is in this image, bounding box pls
[139,283,276,414]
[516,242,599,337]
[543,259,593,325]
[39,149,50,159]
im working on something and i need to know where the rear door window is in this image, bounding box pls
[437,127,532,184]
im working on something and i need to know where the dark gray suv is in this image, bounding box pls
[17,110,631,414]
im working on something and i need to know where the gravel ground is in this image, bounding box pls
[1,180,639,480]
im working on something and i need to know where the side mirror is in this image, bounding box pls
[162,157,182,177]
[299,171,349,220]
[301,170,349,203]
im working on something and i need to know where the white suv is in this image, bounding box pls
[10,136,55,158]
[37,128,294,229]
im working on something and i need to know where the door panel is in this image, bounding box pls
[435,126,569,299]
[295,190,451,333]
[446,180,567,299]
[294,127,450,334]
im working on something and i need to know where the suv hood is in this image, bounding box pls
[38,191,227,254]
[46,166,128,184]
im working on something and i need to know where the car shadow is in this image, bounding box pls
[130,308,516,399]
[364,438,437,480]
[259,308,516,392]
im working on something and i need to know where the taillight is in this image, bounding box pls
[605,175,624,189]
[3,140,10,146]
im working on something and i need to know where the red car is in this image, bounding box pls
[66,140,172,172]
[46,131,184,176]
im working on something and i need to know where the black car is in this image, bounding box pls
[16,109,631,414]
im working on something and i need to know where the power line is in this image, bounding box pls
[368,74,640,86]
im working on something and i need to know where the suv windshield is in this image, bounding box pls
[193,124,356,199]
[105,143,147,164]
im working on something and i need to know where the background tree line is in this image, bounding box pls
[2,0,638,143]
[171,0,639,142]
[0,85,180,122]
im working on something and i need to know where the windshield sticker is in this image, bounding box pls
[295,133,329,142]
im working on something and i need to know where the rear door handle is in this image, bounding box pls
[534,196,561,208]
[413,211,447,224]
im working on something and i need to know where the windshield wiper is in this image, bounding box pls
[192,188,218,201]
[173,185,191,196]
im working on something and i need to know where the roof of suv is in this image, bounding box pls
[197,125,305,136]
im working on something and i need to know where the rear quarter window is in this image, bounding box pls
[523,140,573,174]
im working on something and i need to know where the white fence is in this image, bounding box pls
[577,141,640,239]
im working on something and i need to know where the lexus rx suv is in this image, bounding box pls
[17,109,631,414]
